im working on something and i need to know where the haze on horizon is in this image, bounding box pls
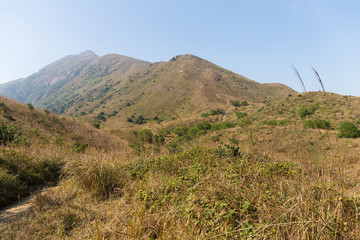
[1,0,359,96]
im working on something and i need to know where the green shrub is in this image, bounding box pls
[138,129,153,143]
[298,104,319,118]
[235,112,247,119]
[240,100,249,106]
[0,121,20,144]
[27,103,34,110]
[238,117,252,127]
[173,126,188,137]
[134,115,146,125]
[189,127,199,137]
[303,120,331,130]
[196,121,211,130]
[230,100,240,107]
[338,121,360,138]
[0,102,8,112]
[209,108,225,115]
[72,142,88,153]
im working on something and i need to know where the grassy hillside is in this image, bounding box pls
[68,54,296,129]
[0,96,126,208]
[1,91,360,239]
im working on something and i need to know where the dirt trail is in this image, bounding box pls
[0,196,34,223]
[0,188,44,223]
[222,105,231,121]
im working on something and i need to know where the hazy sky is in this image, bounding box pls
[1,0,359,95]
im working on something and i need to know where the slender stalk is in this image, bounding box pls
[312,66,325,93]
[292,65,307,92]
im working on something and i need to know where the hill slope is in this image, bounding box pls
[0,53,296,125]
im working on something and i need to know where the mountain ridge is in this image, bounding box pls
[0,51,296,124]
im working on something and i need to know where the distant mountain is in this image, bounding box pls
[0,51,150,112]
[0,52,296,125]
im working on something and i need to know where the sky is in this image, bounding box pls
[0,0,360,96]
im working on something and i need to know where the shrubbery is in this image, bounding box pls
[303,119,331,130]
[235,112,247,119]
[0,121,22,144]
[298,104,319,118]
[201,108,225,117]
[337,121,360,138]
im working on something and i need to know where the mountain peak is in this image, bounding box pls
[78,50,98,58]
[169,54,201,62]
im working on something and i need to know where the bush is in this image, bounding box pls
[0,121,20,144]
[27,103,34,110]
[138,129,153,143]
[196,121,211,130]
[298,104,319,118]
[209,108,225,115]
[235,112,247,119]
[338,121,360,138]
[238,117,252,127]
[230,100,240,107]
[134,115,146,125]
[0,102,8,112]
[173,126,188,137]
[303,119,331,130]
[240,100,249,106]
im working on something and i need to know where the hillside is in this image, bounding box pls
[73,54,296,128]
[1,91,360,239]
[0,95,125,210]
[0,52,295,128]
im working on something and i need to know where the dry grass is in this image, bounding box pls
[1,91,360,239]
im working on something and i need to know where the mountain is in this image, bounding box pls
[0,52,296,125]
[0,51,150,112]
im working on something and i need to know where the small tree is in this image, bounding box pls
[27,103,34,110]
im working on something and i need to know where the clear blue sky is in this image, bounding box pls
[1,0,360,95]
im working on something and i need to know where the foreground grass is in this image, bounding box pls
[1,145,359,239]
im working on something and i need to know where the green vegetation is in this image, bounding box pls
[298,104,319,118]
[303,119,332,130]
[230,100,240,107]
[0,150,64,207]
[0,121,22,144]
[338,121,360,138]
[27,103,34,110]
[260,119,289,126]
[235,111,247,119]
[201,108,225,117]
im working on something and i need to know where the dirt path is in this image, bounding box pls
[0,195,34,223]
[0,188,45,223]
[222,105,231,121]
